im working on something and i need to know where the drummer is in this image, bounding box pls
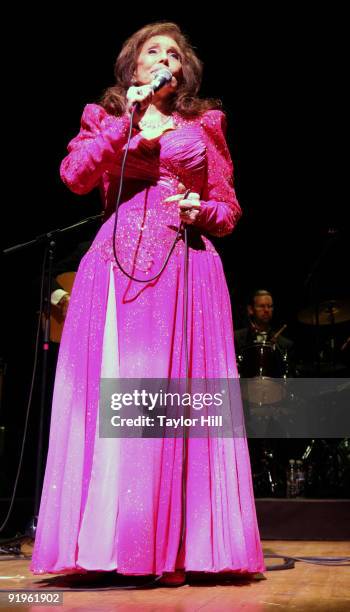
[235,289,295,374]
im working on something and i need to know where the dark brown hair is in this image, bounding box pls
[100,21,221,117]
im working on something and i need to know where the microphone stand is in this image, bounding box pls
[3,213,103,538]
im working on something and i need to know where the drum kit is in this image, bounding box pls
[236,298,350,497]
[237,298,350,402]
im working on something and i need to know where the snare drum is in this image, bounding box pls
[238,341,288,404]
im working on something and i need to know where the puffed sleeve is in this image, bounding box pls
[194,110,242,237]
[60,103,130,195]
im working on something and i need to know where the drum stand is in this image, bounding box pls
[250,438,283,497]
[301,438,350,496]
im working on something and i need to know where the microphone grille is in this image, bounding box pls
[152,68,173,88]
[154,67,172,79]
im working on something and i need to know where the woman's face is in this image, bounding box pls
[134,34,183,93]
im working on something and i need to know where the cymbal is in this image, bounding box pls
[298,299,350,325]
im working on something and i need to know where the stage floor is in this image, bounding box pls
[0,541,349,611]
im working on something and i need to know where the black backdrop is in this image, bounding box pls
[1,7,348,526]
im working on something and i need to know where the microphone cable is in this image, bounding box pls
[111,105,186,284]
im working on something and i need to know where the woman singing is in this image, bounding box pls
[31,21,265,585]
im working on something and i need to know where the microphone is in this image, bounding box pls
[149,68,173,92]
[130,69,173,112]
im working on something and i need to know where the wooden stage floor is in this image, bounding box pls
[0,541,349,611]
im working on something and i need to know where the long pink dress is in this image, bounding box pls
[30,104,265,575]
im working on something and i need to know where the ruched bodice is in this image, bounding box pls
[90,119,213,278]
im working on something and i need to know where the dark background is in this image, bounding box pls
[0,7,348,533]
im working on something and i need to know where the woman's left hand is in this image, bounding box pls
[164,183,201,224]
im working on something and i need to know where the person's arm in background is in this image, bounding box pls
[50,240,92,316]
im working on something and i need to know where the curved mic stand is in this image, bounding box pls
[3,213,103,538]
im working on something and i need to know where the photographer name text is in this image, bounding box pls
[110,415,223,428]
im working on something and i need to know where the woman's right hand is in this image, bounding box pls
[126,85,154,115]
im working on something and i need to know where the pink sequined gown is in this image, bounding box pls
[31,104,265,575]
